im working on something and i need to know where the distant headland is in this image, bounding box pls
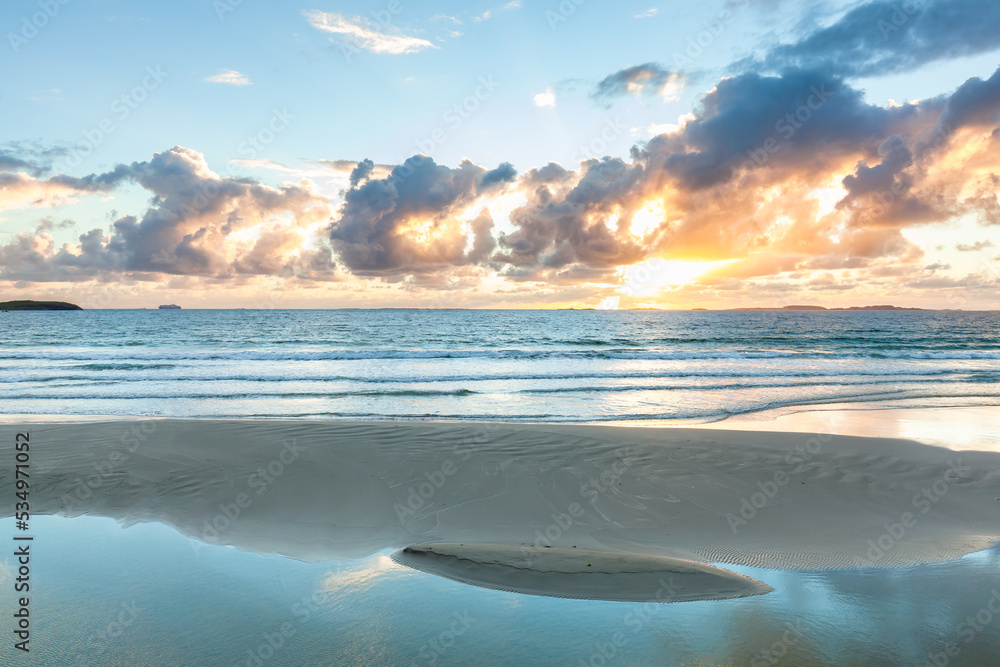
[158,304,182,309]
[0,300,82,311]
[643,305,930,312]
[723,305,926,311]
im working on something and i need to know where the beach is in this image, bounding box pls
[2,415,1000,665]
[6,418,999,573]
[5,0,1000,660]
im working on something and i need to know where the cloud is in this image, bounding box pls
[534,88,557,108]
[0,141,67,177]
[474,1,521,21]
[0,147,334,282]
[634,8,658,18]
[347,159,375,188]
[0,151,45,175]
[0,167,129,212]
[304,11,436,54]
[592,63,684,107]
[494,158,648,277]
[4,64,1000,303]
[312,63,999,284]
[205,69,252,86]
[488,65,1000,282]
[328,155,516,276]
[757,0,1000,78]
[956,240,995,252]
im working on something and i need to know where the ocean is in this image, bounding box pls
[1,309,998,422]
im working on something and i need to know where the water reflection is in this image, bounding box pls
[2,516,997,666]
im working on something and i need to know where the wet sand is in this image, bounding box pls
[3,418,999,601]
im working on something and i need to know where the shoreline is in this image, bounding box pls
[2,401,999,449]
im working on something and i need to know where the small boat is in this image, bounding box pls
[158,304,181,309]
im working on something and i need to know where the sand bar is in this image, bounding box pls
[2,419,999,600]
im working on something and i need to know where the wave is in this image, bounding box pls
[76,363,178,371]
[2,349,1000,362]
[0,368,993,387]
[0,388,479,400]
[8,391,995,423]
[5,382,996,404]
[520,376,993,394]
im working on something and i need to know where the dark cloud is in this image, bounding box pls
[481,162,517,188]
[591,63,682,107]
[644,68,906,190]
[328,155,513,276]
[836,67,1000,226]
[0,151,37,174]
[757,0,1000,78]
[495,157,647,275]
[349,158,374,187]
[936,65,1000,135]
[0,141,67,176]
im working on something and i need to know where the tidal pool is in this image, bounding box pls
[1,515,998,666]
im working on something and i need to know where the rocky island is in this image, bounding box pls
[0,300,82,311]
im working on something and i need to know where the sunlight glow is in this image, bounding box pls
[596,296,621,310]
[396,219,442,244]
[619,258,737,296]
[630,199,665,238]
[605,209,621,233]
[808,181,848,220]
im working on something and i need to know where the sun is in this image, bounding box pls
[630,200,666,238]
[619,258,735,296]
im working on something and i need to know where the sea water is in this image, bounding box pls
[0,516,997,666]
[1,309,998,422]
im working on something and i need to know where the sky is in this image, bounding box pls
[1,0,999,309]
